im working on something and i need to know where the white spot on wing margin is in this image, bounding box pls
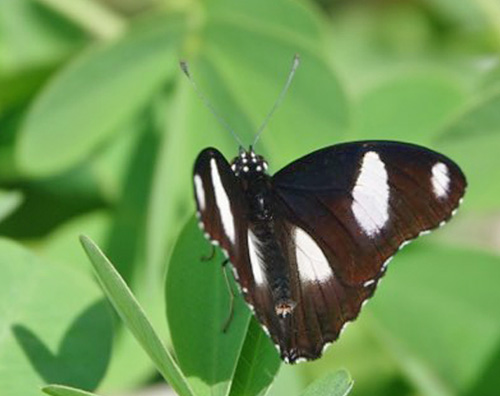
[194,174,206,211]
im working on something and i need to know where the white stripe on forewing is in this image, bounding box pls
[194,174,206,211]
[295,227,332,283]
[431,162,450,198]
[247,230,266,285]
[352,151,390,237]
[210,158,236,244]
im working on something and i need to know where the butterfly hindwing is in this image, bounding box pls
[193,148,283,327]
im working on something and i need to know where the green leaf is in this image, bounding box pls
[300,370,353,396]
[435,89,500,209]
[42,385,100,396]
[79,235,194,396]
[353,71,466,143]
[0,238,113,396]
[39,210,110,270]
[40,212,156,394]
[0,0,85,73]
[166,217,252,396]
[146,0,348,275]
[369,244,500,395]
[228,317,281,396]
[0,189,23,223]
[17,17,184,176]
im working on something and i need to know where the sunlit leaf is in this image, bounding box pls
[166,217,251,396]
[300,370,353,396]
[0,238,113,396]
[370,244,500,396]
[0,189,23,223]
[354,71,466,143]
[229,317,281,396]
[42,385,100,396]
[17,18,184,176]
[80,236,194,396]
[435,88,500,209]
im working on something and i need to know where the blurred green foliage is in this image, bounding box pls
[0,0,500,395]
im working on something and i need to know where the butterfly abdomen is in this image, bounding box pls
[242,173,297,318]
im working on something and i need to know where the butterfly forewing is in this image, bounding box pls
[272,141,466,286]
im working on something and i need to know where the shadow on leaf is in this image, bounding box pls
[465,338,500,396]
[12,299,113,391]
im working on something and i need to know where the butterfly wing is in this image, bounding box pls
[192,147,358,363]
[266,141,466,360]
[193,148,278,325]
[272,141,466,285]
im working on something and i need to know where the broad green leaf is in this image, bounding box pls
[17,17,184,176]
[42,385,100,396]
[353,71,466,143]
[40,210,110,270]
[369,244,500,396]
[229,317,281,396]
[0,0,85,72]
[146,0,348,275]
[267,365,307,396]
[300,370,353,396]
[79,236,194,396]
[298,315,403,396]
[478,61,500,94]
[166,217,251,396]
[434,89,500,209]
[0,238,113,396]
[0,189,23,223]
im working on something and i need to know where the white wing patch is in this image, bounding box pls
[210,159,236,244]
[193,174,206,211]
[431,162,450,198]
[294,227,332,283]
[247,230,266,285]
[352,151,390,237]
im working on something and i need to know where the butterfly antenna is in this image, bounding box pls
[252,54,300,147]
[180,61,245,147]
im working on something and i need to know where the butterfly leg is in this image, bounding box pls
[201,245,216,262]
[221,259,235,333]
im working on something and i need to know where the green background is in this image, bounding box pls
[1,0,500,395]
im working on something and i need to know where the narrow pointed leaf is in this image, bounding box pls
[79,236,194,396]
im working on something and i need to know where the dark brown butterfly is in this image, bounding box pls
[184,56,466,363]
[193,141,466,363]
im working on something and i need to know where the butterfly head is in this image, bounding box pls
[231,147,269,178]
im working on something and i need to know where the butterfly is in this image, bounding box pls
[184,56,467,363]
